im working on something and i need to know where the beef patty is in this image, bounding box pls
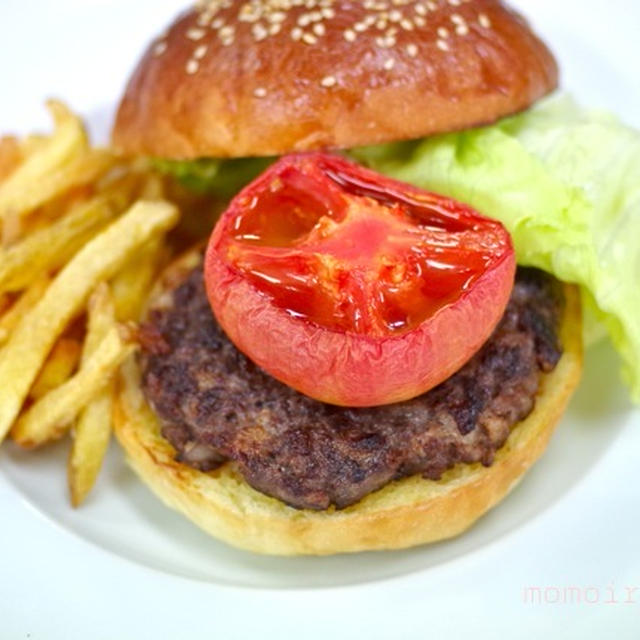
[140,262,563,510]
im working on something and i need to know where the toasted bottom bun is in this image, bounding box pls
[113,252,582,556]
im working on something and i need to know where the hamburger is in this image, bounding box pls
[111,0,582,555]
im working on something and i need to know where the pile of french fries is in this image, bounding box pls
[0,101,180,506]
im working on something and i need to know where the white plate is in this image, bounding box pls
[1,0,640,637]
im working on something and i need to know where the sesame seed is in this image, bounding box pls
[414,16,426,27]
[321,75,337,87]
[238,7,260,22]
[381,33,397,47]
[455,23,469,35]
[389,10,402,21]
[437,27,449,38]
[414,3,427,16]
[426,1,437,10]
[254,87,267,98]
[153,41,167,56]
[354,22,367,32]
[478,13,491,28]
[406,43,418,57]
[252,23,268,40]
[400,18,413,30]
[194,0,344,49]
[383,58,395,70]
[194,44,208,59]
[186,27,206,40]
[186,59,199,74]
[448,0,461,5]
[219,25,234,37]
[436,38,449,51]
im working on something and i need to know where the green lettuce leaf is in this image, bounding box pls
[352,95,640,402]
[152,156,273,199]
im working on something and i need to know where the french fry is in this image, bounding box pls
[4,149,115,223]
[82,283,116,357]
[6,187,97,248]
[29,338,81,401]
[0,277,50,346]
[138,173,166,201]
[0,182,134,294]
[111,237,169,321]
[68,283,116,506]
[1,213,23,247]
[0,137,21,182]
[20,134,48,158]
[11,324,135,448]
[0,101,184,505]
[0,101,88,221]
[0,294,11,316]
[0,200,179,444]
[68,382,114,507]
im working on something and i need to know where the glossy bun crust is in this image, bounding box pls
[113,249,582,556]
[112,0,558,158]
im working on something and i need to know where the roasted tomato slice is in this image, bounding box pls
[205,153,515,407]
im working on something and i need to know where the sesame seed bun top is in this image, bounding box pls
[112,0,558,159]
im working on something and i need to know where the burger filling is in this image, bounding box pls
[140,259,563,510]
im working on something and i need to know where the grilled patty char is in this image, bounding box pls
[140,263,563,510]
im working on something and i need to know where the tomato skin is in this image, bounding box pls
[205,153,515,407]
[206,248,513,406]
